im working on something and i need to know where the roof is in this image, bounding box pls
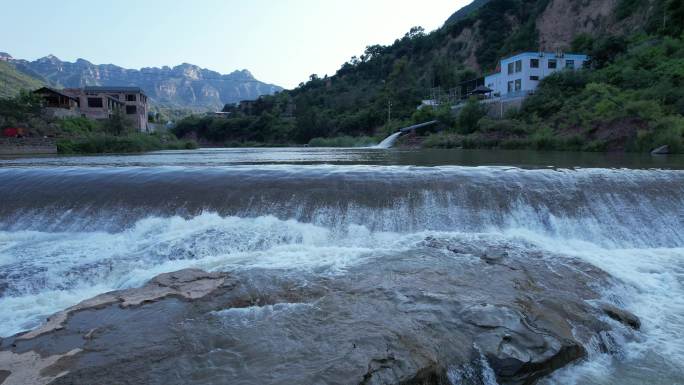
[470,85,493,94]
[33,87,79,101]
[83,86,146,95]
[500,51,588,63]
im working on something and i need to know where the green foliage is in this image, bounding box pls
[516,34,684,152]
[307,135,378,147]
[169,1,683,152]
[615,0,643,20]
[103,109,134,136]
[58,117,103,135]
[411,105,455,128]
[422,132,463,148]
[57,132,197,154]
[0,61,44,98]
[457,97,487,134]
[0,89,43,123]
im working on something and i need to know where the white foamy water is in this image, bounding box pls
[373,132,402,148]
[1,161,683,383]
[0,213,413,336]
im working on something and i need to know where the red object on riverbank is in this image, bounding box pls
[2,127,25,137]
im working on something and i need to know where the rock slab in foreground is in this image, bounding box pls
[0,240,640,385]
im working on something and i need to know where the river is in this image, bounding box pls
[0,148,683,385]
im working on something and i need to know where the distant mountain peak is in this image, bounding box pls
[39,54,62,63]
[0,52,12,61]
[229,69,255,80]
[8,54,283,110]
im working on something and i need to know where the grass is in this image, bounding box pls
[307,135,380,147]
[57,132,197,154]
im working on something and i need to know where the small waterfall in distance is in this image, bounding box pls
[373,132,402,148]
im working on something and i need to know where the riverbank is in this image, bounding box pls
[56,132,197,154]
[0,137,56,155]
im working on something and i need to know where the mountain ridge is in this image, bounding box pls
[3,53,282,110]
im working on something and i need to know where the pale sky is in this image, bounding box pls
[0,0,469,88]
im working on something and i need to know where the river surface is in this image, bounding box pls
[1,147,683,384]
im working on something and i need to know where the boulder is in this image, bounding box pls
[599,303,641,330]
[461,304,585,384]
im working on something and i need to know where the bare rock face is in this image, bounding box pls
[0,240,640,385]
[18,269,230,340]
[0,349,81,385]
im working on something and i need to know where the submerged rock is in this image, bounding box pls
[0,243,632,385]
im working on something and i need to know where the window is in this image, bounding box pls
[530,58,539,68]
[507,81,514,93]
[87,97,103,108]
[530,75,539,81]
[126,94,136,102]
[566,60,575,69]
[126,105,137,115]
[508,62,514,74]
[515,60,522,72]
[515,79,522,91]
[548,59,557,69]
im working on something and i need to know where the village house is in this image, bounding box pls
[484,51,589,99]
[32,87,81,118]
[33,86,151,132]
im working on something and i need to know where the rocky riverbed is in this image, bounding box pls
[0,237,640,385]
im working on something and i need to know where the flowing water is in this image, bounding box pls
[1,147,684,384]
[373,131,402,148]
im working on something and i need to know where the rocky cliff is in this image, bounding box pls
[5,54,282,110]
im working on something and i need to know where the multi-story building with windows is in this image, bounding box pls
[74,86,150,132]
[484,52,588,99]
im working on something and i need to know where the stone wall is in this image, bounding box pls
[0,137,57,155]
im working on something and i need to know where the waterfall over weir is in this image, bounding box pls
[373,131,402,148]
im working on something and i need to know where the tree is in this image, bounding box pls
[405,26,425,39]
[666,0,684,36]
[104,109,134,136]
[457,97,486,134]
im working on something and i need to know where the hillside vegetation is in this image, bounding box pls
[0,61,44,98]
[173,0,683,152]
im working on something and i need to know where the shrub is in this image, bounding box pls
[308,135,378,147]
[456,97,486,134]
[57,133,197,154]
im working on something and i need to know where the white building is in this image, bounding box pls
[484,52,588,99]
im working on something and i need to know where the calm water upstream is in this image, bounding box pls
[1,147,683,384]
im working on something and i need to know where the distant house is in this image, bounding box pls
[32,87,80,118]
[78,87,150,132]
[484,52,588,99]
[34,86,151,132]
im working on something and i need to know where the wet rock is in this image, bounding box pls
[599,303,641,330]
[18,268,231,340]
[461,304,585,384]
[2,243,627,385]
[0,349,81,385]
